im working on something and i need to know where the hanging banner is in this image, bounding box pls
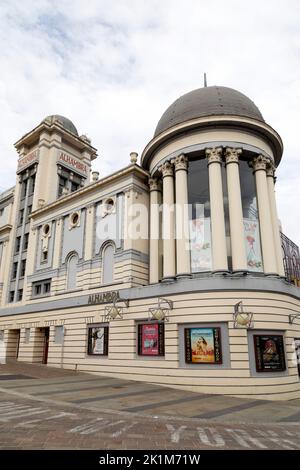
[243,218,263,272]
[189,218,212,272]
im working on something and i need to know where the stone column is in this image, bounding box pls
[252,155,278,275]
[206,148,228,272]
[149,177,161,284]
[159,161,176,280]
[225,147,248,272]
[172,154,191,277]
[266,163,285,276]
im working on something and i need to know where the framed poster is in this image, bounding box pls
[138,323,164,356]
[87,326,109,356]
[185,327,222,364]
[254,334,286,372]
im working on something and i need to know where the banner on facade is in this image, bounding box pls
[189,218,212,272]
[243,218,263,272]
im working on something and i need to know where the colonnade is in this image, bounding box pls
[149,147,285,283]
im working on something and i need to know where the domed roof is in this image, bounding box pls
[154,86,264,137]
[42,114,78,136]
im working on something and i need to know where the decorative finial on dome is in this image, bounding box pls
[204,73,207,87]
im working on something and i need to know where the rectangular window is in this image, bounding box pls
[9,291,15,303]
[25,328,30,343]
[17,289,23,301]
[138,323,165,356]
[27,205,32,219]
[55,326,65,344]
[43,282,51,294]
[12,262,18,280]
[34,284,42,296]
[185,327,222,364]
[87,325,109,356]
[20,259,26,277]
[19,209,24,225]
[30,175,36,194]
[253,334,286,372]
[15,236,21,253]
[21,180,28,198]
[58,177,67,197]
[71,182,79,193]
[42,251,48,262]
[23,233,29,251]
[32,279,51,297]
[0,208,4,217]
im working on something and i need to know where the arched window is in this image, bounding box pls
[66,253,78,290]
[102,243,115,284]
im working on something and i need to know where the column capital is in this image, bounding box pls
[158,160,173,178]
[149,177,161,192]
[266,161,276,178]
[205,147,223,165]
[251,155,271,172]
[171,154,189,172]
[225,147,242,165]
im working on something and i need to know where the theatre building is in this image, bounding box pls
[0,86,300,400]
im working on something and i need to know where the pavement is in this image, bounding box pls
[0,361,300,450]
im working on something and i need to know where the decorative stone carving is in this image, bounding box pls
[225,147,242,164]
[149,177,161,192]
[266,161,276,178]
[130,152,138,164]
[205,147,223,165]
[251,155,271,172]
[158,161,173,178]
[171,154,189,172]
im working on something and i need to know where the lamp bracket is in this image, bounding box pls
[233,301,254,329]
[289,313,300,324]
[148,297,173,322]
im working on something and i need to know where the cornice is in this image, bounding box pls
[141,114,283,170]
[30,164,150,219]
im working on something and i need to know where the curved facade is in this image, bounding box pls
[0,85,299,401]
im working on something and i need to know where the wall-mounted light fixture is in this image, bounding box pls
[148,297,173,322]
[289,313,300,324]
[233,301,253,329]
[104,295,129,321]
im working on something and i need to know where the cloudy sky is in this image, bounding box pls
[0,0,300,244]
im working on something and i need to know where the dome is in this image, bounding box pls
[42,114,78,136]
[154,86,264,137]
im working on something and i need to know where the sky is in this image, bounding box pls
[0,0,300,244]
